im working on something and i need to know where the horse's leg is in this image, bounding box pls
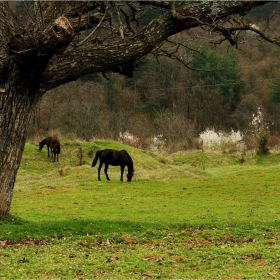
[104,163,110,181]
[53,152,56,162]
[98,162,103,181]
[47,146,50,157]
[120,166,125,181]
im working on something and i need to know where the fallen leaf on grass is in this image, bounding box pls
[142,256,164,262]
[18,257,29,263]
[142,272,161,278]
[106,255,119,263]
[175,256,185,263]
[268,270,278,277]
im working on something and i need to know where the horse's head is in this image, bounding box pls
[39,141,44,151]
[127,170,135,182]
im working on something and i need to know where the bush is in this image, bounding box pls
[249,106,270,154]
[267,134,280,150]
[257,131,269,155]
[199,128,245,152]
[150,134,166,152]
[118,131,148,149]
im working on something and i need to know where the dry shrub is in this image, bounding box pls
[123,137,149,149]
[49,130,62,140]
[268,134,280,150]
[118,132,149,149]
[165,141,189,153]
[87,149,94,158]
[192,138,202,150]
[243,134,258,151]
[58,166,66,176]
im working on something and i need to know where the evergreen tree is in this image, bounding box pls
[191,48,245,130]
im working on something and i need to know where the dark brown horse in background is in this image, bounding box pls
[92,149,134,182]
[39,137,61,162]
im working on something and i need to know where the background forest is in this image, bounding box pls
[24,3,280,152]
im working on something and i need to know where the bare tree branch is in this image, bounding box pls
[76,5,109,47]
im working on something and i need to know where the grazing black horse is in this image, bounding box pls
[92,149,134,182]
[39,137,53,157]
[51,139,61,162]
[39,137,61,162]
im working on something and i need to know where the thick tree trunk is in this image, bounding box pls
[0,70,41,216]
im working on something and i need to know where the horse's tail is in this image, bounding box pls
[52,140,60,153]
[92,150,103,167]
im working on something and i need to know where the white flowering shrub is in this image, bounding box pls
[199,128,245,151]
[249,107,269,154]
[118,131,148,149]
[118,131,139,146]
[249,107,269,136]
[150,134,166,152]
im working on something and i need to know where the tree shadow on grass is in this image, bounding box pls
[2,215,278,242]
[0,215,177,242]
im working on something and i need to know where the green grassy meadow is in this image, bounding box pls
[0,139,279,279]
